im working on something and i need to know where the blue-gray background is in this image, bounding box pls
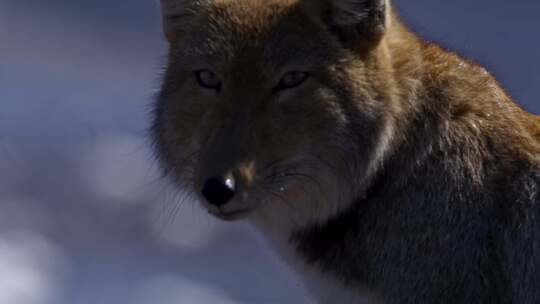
[0,1,538,303]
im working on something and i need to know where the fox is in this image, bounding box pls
[150,0,540,303]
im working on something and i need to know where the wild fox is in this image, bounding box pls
[151,0,540,303]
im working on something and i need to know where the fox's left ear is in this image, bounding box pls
[324,0,388,45]
[159,0,201,44]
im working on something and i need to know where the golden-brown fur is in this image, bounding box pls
[151,1,540,303]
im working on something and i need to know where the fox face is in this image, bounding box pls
[152,0,397,224]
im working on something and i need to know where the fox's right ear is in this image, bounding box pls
[158,0,201,44]
[323,0,388,46]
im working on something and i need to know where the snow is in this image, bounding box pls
[0,0,537,303]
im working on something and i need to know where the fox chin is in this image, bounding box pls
[151,0,540,303]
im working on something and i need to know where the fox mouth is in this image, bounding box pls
[208,208,254,221]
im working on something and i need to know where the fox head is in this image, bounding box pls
[152,0,401,224]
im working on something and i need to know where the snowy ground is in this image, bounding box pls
[0,1,538,303]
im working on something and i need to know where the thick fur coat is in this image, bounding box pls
[151,0,540,303]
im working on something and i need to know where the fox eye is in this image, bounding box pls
[195,69,222,91]
[275,71,309,91]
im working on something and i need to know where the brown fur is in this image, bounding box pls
[151,0,540,303]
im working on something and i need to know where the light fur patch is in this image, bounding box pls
[252,208,381,304]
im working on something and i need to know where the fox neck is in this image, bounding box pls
[250,173,387,303]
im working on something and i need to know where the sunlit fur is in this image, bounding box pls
[152,0,540,303]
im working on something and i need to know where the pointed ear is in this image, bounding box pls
[325,0,388,45]
[158,0,201,44]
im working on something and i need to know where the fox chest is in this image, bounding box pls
[251,217,378,304]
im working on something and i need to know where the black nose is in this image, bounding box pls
[201,176,236,207]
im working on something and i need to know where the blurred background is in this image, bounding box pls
[0,1,538,303]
